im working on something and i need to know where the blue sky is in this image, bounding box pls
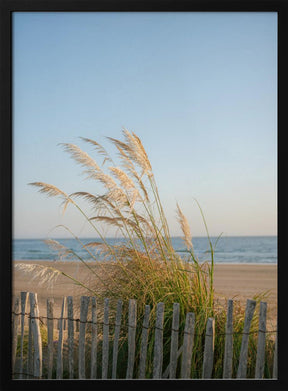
[13,12,277,239]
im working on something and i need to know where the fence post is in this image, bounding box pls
[29,293,42,379]
[181,312,195,379]
[67,296,74,379]
[78,296,90,379]
[255,301,267,378]
[126,299,137,379]
[27,307,33,378]
[169,303,180,378]
[47,298,54,379]
[138,305,151,379]
[236,299,256,379]
[102,298,109,379]
[12,296,20,375]
[223,299,233,378]
[202,317,215,379]
[163,346,183,379]
[56,297,67,379]
[90,297,98,379]
[112,299,122,379]
[153,302,164,379]
[19,292,28,378]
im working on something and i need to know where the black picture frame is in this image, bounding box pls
[1,1,287,390]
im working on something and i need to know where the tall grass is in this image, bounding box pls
[15,129,275,378]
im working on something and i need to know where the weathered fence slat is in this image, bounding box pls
[181,312,195,379]
[223,299,233,378]
[153,302,164,379]
[273,332,277,379]
[67,296,74,379]
[29,292,42,379]
[255,301,267,378]
[90,297,97,379]
[12,293,276,380]
[236,299,257,379]
[102,298,109,379]
[56,297,67,379]
[112,299,123,379]
[138,305,151,379]
[19,292,28,378]
[202,317,215,379]
[169,303,180,378]
[126,299,137,379]
[27,310,33,377]
[163,346,183,379]
[79,296,90,379]
[47,298,54,379]
[12,297,20,374]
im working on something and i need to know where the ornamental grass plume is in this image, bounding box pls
[15,128,273,378]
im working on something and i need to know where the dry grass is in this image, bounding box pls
[14,128,276,378]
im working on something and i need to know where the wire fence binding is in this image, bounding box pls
[11,293,278,380]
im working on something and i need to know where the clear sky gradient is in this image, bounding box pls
[13,12,277,239]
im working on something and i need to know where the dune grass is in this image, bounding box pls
[14,129,276,378]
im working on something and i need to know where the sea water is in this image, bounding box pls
[13,236,277,264]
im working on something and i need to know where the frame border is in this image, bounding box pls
[1,1,287,390]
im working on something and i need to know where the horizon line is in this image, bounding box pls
[13,234,278,240]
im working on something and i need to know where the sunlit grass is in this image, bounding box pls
[14,129,276,378]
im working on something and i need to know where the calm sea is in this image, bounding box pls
[13,236,277,264]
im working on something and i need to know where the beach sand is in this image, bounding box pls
[13,260,277,328]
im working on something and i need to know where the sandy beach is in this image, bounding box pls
[13,260,277,328]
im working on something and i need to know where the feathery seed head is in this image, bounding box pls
[29,182,70,200]
[14,263,62,287]
[122,129,152,174]
[176,203,193,251]
[80,137,113,165]
[109,166,136,190]
[60,143,100,171]
[44,239,74,259]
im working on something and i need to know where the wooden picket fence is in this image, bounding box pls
[12,292,278,380]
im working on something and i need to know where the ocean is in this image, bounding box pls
[13,236,277,264]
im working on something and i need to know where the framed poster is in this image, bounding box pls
[1,0,286,390]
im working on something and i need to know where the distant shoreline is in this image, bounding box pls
[12,236,278,265]
[12,258,278,266]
